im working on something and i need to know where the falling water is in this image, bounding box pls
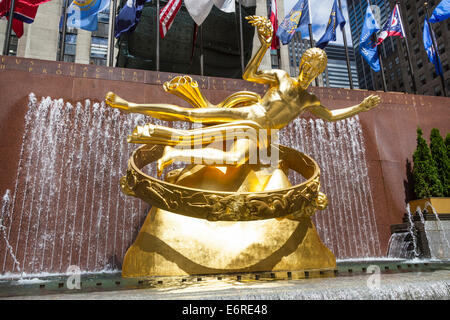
[405,204,420,258]
[424,202,450,259]
[0,94,382,275]
[279,116,381,259]
[387,233,415,259]
[416,207,426,225]
[0,94,156,275]
[0,191,21,273]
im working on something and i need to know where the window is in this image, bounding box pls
[434,86,442,96]
[90,36,108,66]
[417,59,423,69]
[419,74,426,85]
[418,7,424,17]
[6,34,18,56]
[59,29,77,63]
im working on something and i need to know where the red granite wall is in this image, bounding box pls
[0,56,449,275]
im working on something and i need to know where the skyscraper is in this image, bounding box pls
[347,0,393,91]
[324,44,359,89]
[347,0,450,96]
[390,0,449,96]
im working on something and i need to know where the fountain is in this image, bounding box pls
[0,16,449,300]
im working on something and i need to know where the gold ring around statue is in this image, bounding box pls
[120,144,328,221]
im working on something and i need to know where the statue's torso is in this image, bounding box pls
[258,76,320,129]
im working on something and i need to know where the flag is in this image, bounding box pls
[269,0,279,49]
[429,0,450,23]
[360,5,380,72]
[115,0,151,38]
[184,0,235,26]
[316,0,346,49]
[0,0,51,38]
[276,0,309,45]
[159,0,181,39]
[377,4,405,45]
[423,17,444,76]
[67,0,110,32]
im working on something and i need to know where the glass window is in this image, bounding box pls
[90,36,108,66]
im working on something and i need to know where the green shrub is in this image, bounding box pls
[430,128,450,197]
[412,127,443,199]
[446,133,450,159]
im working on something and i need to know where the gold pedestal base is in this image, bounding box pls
[122,165,336,277]
[122,207,336,277]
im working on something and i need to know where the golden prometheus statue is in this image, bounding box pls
[105,16,380,278]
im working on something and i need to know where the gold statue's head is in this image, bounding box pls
[298,48,328,89]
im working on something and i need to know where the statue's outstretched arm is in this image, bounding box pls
[243,16,277,85]
[308,95,381,122]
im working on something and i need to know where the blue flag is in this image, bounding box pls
[276,0,309,45]
[429,0,450,23]
[360,5,380,72]
[115,0,151,38]
[316,0,346,49]
[67,0,110,31]
[423,18,444,76]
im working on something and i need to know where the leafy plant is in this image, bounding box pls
[412,127,443,199]
[446,133,450,160]
[430,128,450,197]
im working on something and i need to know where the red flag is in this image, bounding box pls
[0,0,51,38]
[269,0,279,49]
[159,0,182,39]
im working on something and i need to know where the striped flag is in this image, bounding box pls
[159,0,182,39]
[270,0,279,49]
[377,4,405,45]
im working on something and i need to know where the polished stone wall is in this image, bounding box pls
[0,55,449,275]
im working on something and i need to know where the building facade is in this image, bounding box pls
[0,0,115,66]
[323,44,359,89]
[347,0,393,91]
[347,0,450,96]
[2,0,449,95]
[391,0,450,96]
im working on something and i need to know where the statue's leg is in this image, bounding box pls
[105,92,255,124]
[128,120,264,146]
[157,138,259,176]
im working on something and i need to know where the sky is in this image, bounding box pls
[283,0,353,46]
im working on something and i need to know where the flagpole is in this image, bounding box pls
[424,2,447,97]
[396,2,417,94]
[238,0,245,75]
[58,0,69,61]
[200,24,204,76]
[156,0,160,71]
[2,0,17,55]
[307,0,319,86]
[108,0,118,67]
[376,42,387,91]
[368,0,386,91]
[338,0,354,89]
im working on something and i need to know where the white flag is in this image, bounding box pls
[185,0,236,26]
[215,0,235,13]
